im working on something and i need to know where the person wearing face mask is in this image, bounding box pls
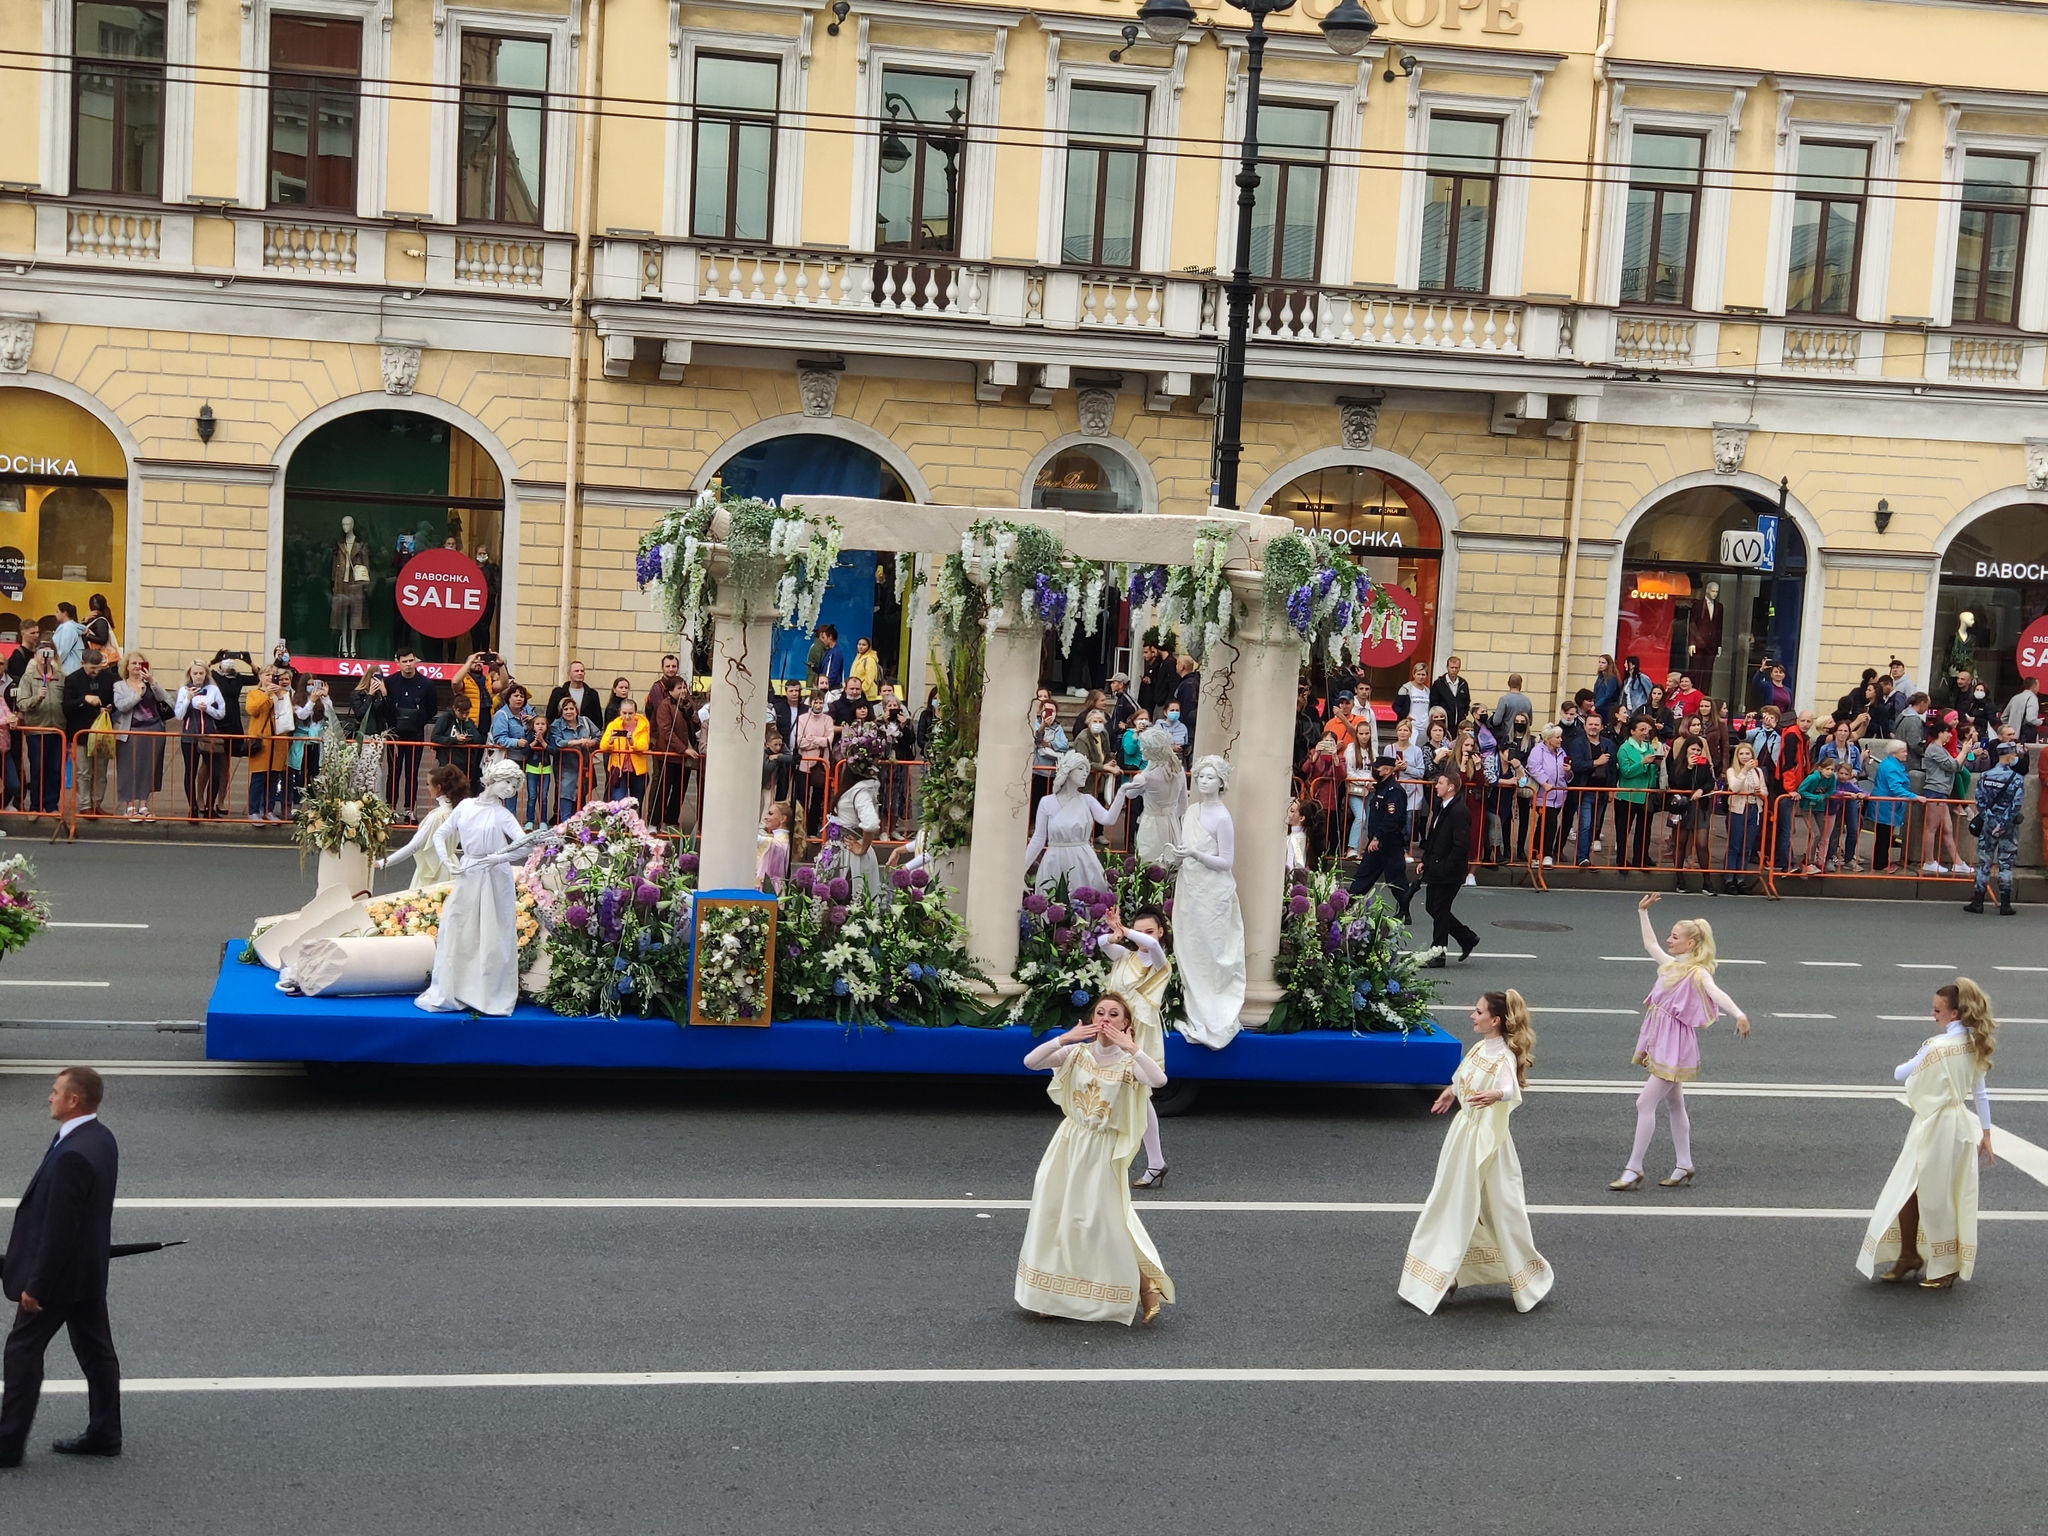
[1076,707,1121,805]
[1159,701,1187,752]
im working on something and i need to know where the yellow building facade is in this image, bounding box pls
[2,0,2046,715]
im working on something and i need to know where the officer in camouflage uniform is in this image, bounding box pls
[1965,739,2027,916]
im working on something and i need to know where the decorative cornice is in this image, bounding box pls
[133,458,279,485]
[1453,530,1566,555]
[1817,546,1942,571]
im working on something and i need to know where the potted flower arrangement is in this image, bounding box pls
[0,854,52,960]
[689,899,775,1024]
[524,800,699,1020]
[292,723,394,895]
[1263,870,1442,1034]
[773,867,988,1028]
[365,882,544,980]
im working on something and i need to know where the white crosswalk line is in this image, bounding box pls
[1991,1127,2048,1189]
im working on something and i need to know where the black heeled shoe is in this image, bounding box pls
[1132,1166,1168,1191]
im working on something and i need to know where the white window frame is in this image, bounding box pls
[1213,49,1366,286]
[234,0,390,218]
[1930,125,2048,335]
[1765,109,1905,324]
[40,0,197,203]
[430,5,578,232]
[666,27,808,247]
[1038,57,1179,272]
[1597,106,1737,312]
[1396,86,1535,295]
[851,43,998,260]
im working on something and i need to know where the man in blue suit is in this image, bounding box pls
[1,1066,121,1468]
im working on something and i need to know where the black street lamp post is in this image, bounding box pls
[1135,0,1376,509]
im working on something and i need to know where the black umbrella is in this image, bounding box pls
[1,1240,185,1266]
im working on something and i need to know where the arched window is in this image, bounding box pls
[36,487,115,582]
[1934,502,2048,704]
[1030,445,1142,514]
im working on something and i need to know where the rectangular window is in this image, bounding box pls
[268,15,361,211]
[1952,151,2031,327]
[1618,130,1703,306]
[1061,86,1147,269]
[692,54,778,242]
[1419,116,1501,293]
[72,2,168,198]
[875,70,968,255]
[1786,141,1868,317]
[458,33,548,226]
[1248,103,1330,282]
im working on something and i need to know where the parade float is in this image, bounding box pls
[207,495,1461,1092]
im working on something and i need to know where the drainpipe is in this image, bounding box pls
[1554,0,1617,701]
[556,0,606,681]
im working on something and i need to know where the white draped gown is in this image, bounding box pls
[1857,1023,1992,1283]
[381,797,455,891]
[1172,801,1244,1049]
[1023,790,1116,896]
[1122,766,1186,870]
[1399,1036,1553,1314]
[414,794,525,1016]
[832,778,882,899]
[1015,1042,1175,1325]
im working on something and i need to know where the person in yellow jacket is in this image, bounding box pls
[242,667,294,822]
[848,635,880,701]
[597,695,652,805]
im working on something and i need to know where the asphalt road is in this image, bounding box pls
[0,843,2045,1533]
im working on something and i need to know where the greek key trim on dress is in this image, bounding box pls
[1463,1245,1503,1267]
[1507,1256,1549,1293]
[1016,1261,1136,1305]
[1403,1252,1452,1291]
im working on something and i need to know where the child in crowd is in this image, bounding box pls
[1798,756,1867,875]
[1285,797,1309,874]
[757,799,804,894]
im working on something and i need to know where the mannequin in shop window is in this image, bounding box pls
[331,516,371,659]
[1947,609,1988,682]
[1687,580,1723,677]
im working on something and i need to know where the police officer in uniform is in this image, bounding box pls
[1965,738,2026,916]
[1348,753,1413,921]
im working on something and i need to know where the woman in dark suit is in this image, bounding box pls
[1420,767,1480,966]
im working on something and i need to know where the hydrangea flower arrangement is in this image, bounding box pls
[1263,868,1441,1034]
[0,854,52,959]
[526,799,699,1020]
[773,866,989,1028]
[1007,874,1117,1035]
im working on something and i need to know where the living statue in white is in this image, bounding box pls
[414,759,531,1017]
[1164,755,1244,1049]
[1111,725,1187,872]
[1024,750,1119,896]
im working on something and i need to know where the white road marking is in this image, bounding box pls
[1531,1078,2048,1102]
[0,980,111,988]
[1880,1016,2048,1024]
[1430,1005,1638,1015]
[1896,964,1953,970]
[1601,956,1765,964]
[1799,961,1861,967]
[0,1060,300,1076]
[43,1367,2048,1394]
[105,1196,2048,1220]
[1772,1012,1837,1019]
[46,921,150,929]
[1995,967,2048,974]
[1476,952,1540,959]
[1991,1128,2048,1189]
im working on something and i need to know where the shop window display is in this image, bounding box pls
[0,389,129,634]
[1030,447,1142,516]
[1261,464,1441,700]
[1616,485,1806,713]
[280,411,503,663]
[1934,503,2048,706]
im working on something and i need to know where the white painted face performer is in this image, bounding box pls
[1109,725,1188,871]
[414,758,529,1017]
[1162,754,1244,1049]
[1024,749,1119,897]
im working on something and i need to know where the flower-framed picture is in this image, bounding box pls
[688,892,778,1026]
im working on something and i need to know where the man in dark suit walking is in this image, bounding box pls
[1419,768,1479,966]
[0,1066,121,1468]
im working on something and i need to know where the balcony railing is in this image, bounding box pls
[1781,325,1861,373]
[1612,314,1695,367]
[1946,335,2025,382]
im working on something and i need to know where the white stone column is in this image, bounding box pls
[1193,571,1298,1022]
[962,606,1043,989]
[696,550,777,890]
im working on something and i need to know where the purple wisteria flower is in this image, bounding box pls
[635,546,664,586]
[1316,566,1337,598]
[1332,597,1352,631]
[1149,565,1169,602]
[597,887,626,943]
[1355,573,1371,604]
[1286,586,1313,637]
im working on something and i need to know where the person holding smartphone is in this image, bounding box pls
[111,654,172,821]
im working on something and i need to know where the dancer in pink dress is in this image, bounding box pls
[1609,894,1751,1191]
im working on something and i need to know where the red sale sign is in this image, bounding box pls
[1356,583,1423,668]
[395,549,488,640]
[2018,614,2048,688]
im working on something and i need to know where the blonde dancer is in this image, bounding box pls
[1610,894,1750,1191]
[1099,906,1173,1189]
[1016,994,1174,1326]
[1399,990,1552,1314]
[1857,979,1998,1290]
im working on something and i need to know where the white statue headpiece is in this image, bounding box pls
[480,758,525,801]
[1192,754,1232,791]
[1053,749,1091,793]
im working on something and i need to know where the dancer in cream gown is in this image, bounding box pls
[415,759,529,1017]
[1400,989,1552,1315]
[1112,726,1187,870]
[1099,907,1173,1189]
[1858,978,1998,1289]
[1016,995,1174,1326]
[376,765,466,891]
[1166,755,1244,1049]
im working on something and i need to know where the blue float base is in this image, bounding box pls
[205,945,1460,1085]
